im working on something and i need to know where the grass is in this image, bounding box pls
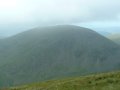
[2,71,120,90]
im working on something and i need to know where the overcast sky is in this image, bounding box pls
[0,0,120,36]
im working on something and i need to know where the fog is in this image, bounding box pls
[0,0,120,36]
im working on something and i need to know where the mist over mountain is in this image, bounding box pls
[95,27,120,34]
[0,36,3,39]
[108,33,120,45]
[0,0,120,89]
[0,25,120,87]
[1,26,120,38]
[95,31,111,36]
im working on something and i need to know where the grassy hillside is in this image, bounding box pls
[108,33,120,45]
[4,71,120,90]
[0,25,120,87]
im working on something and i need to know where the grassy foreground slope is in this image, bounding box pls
[6,71,120,90]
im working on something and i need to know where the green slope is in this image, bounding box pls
[4,71,120,90]
[107,33,120,45]
[0,25,120,87]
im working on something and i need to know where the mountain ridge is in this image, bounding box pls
[0,25,120,87]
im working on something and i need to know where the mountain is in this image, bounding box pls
[107,33,120,45]
[5,71,120,90]
[0,25,120,87]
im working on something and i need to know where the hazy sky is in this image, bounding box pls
[0,0,120,36]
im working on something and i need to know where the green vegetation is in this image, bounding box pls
[3,71,120,90]
[0,25,120,87]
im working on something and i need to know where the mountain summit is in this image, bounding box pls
[0,25,120,87]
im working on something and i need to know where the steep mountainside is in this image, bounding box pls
[0,25,120,87]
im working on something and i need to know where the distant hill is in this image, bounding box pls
[95,27,120,34]
[107,33,120,45]
[0,25,120,87]
[96,31,111,36]
[5,71,120,90]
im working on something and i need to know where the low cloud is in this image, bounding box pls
[0,0,120,35]
[0,0,120,24]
